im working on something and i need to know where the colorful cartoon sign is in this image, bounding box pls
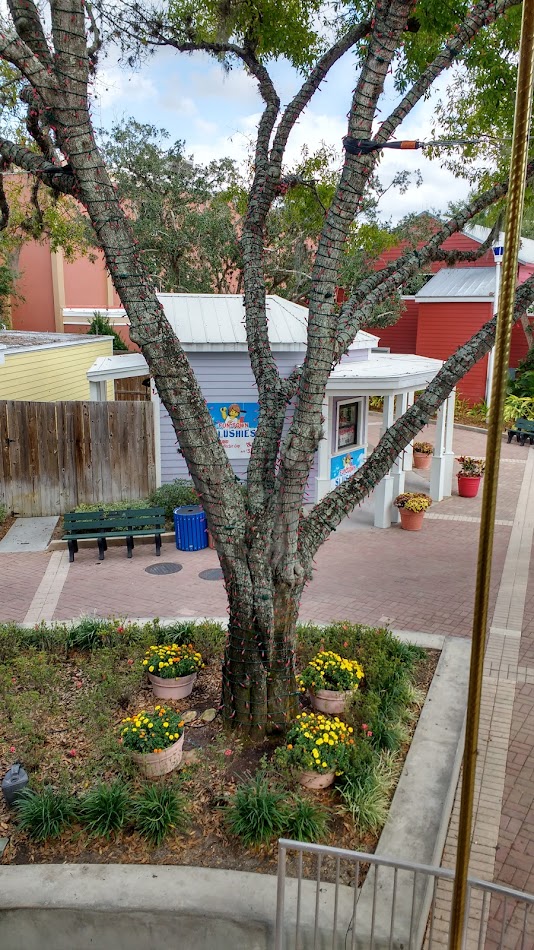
[330,448,365,489]
[207,402,259,459]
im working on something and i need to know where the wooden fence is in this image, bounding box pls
[0,400,156,516]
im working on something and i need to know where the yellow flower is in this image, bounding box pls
[322,762,327,768]
[149,666,154,672]
[163,721,169,727]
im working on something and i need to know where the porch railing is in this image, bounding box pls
[275,839,534,950]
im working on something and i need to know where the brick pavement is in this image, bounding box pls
[0,552,51,622]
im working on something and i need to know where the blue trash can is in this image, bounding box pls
[174,505,208,551]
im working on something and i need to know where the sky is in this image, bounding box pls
[91,43,473,225]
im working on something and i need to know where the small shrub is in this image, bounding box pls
[337,767,389,834]
[75,499,148,515]
[87,311,129,351]
[0,502,7,523]
[16,787,75,840]
[148,479,198,519]
[131,784,189,846]
[226,774,288,846]
[285,795,329,842]
[78,781,130,838]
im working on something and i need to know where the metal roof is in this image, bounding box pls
[0,329,110,353]
[463,225,534,265]
[328,353,443,393]
[415,266,496,301]
[156,293,380,351]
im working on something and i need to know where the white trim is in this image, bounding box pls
[334,397,364,454]
[416,295,494,304]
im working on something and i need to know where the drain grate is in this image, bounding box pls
[145,562,183,575]
[199,568,224,581]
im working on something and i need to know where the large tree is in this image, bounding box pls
[0,0,532,734]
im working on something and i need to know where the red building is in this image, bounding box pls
[369,225,534,404]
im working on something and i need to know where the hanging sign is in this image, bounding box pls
[208,402,259,459]
[330,448,365,489]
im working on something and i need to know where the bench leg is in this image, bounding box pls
[102,537,108,551]
[507,431,514,443]
[155,534,161,556]
[97,538,106,560]
[68,540,75,563]
[126,536,134,558]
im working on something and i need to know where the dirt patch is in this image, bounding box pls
[0,650,440,881]
[0,514,16,542]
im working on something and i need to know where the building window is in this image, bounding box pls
[336,399,361,451]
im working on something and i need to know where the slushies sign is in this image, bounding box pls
[330,448,365,489]
[208,402,259,459]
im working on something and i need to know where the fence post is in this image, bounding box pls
[275,841,287,950]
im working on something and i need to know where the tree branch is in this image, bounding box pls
[0,136,77,194]
[0,28,57,91]
[7,0,52,67]
[300,271,534,557]
[0,173,9,231]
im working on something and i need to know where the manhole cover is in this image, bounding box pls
[145,562,183,575]
[199,568,224,581]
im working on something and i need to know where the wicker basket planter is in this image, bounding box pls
[131,732,185,778]
[148,672,197,700]
[309,688,353,715]
[298,770,335,790]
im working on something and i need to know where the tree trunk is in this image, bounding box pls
[221,572,302,736]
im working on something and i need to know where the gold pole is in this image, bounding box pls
[448,2,534,947]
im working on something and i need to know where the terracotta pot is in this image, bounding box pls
[457,474,482,498]
[399,507,425,531]
[148,671,197,700]
[309,688,353,715]
[298,770,335,790]
[131,732,184,778]
[413,452,432,471]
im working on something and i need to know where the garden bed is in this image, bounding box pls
[0,619,438,882]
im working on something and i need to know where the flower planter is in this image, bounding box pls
[309,688,353,715]
[131,732,184,778]
[457,474,482,498]
[148,672,197,700]
[399,508,425,531]
[298,770,335,790]
[413,452,432,471]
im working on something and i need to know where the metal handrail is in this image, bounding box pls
[275,840,534,950]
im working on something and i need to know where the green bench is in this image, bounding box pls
[507,418,534,446]
[63,508,166,562]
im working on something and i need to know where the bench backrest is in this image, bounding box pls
[515,417,534,431]
[64,508,166,535]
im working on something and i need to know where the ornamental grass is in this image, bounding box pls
[143,643,203,679]
[298,650,364,693]
[120,705,184,754]
[275,712,354,775]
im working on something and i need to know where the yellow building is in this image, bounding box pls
[0,331,113,401]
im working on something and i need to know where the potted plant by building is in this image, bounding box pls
[394,492,432,531]
[275,712,354,790]
[299,650,364,714]
[457,456,486,498]
[143,643,203,699]
[120,706,185,777]
[412,441,434,471]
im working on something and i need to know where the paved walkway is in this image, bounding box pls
[0,424,533,947]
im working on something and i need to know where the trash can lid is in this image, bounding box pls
[174,505,203,516]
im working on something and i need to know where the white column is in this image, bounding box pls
[316,396,331,501]
[404,391,415,472]
[89,379,107,401]
[374,394,395,528]
[430,398,448,501]
[443,389,456,496]
[391,392,408,522]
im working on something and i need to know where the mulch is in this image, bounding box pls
[1,650,440,882]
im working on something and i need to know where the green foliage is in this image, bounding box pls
[77,781,130,838]
[337,757,389,834]
[226,773,288,846]
[0,503,7,523]
[131,784,189,846]
[503,395,534,425]
[87,312,129,352]
[285,795,329,843]
[16,787,75,840]
[75,498,148,514]
[148,479,198,519]
[167,0,325,69]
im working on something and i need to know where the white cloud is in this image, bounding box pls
[92,68,157,109]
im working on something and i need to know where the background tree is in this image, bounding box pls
[0,0,531,735]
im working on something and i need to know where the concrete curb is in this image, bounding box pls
[0,634,469,949]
